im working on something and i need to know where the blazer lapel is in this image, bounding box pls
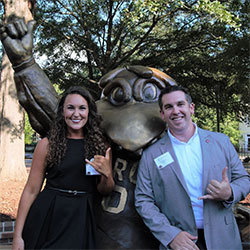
[159,133,189,195]
[198,128,213,193]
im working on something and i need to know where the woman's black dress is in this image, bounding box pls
[22,139,98,249]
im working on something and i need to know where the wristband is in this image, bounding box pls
[12,57,35,73]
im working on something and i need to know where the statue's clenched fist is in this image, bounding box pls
[0,17,58,136]
[0,17,36,68]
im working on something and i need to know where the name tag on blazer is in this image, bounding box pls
[154,152,174,169]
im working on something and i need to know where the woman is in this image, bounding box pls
[12,86,115,249]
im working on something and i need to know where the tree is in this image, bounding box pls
[0,0,34,180]
[164,0,249,127]
[193,105,242,147]
[32,0,248,126]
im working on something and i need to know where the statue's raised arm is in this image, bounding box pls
[0,17,58,137]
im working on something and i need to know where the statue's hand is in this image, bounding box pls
[0,18,36,67]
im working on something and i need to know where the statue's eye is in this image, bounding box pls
[143,83,158,102]
[107,83,131,106]
[103,78,132,106]
[111,87,124,103]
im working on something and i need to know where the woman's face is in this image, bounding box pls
[63,94,89,137]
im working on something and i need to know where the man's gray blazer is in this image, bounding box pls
[135,128,250,250]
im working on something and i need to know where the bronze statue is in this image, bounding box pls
[0,18,176,249]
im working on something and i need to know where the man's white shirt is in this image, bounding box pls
[168,124,204,229]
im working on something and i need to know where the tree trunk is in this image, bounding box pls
[0,0,34,181]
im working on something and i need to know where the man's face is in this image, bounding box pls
[160,90,194,135]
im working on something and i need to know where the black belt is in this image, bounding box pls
[47,187,88,195]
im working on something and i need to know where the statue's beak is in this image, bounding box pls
[96,100,165,152]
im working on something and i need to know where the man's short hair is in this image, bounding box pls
[158,85,192,110]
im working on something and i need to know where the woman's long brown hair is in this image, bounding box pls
[46,86,107,167]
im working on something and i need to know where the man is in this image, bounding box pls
[135,85,250,250]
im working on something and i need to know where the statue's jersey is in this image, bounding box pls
[95,147,159,249]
